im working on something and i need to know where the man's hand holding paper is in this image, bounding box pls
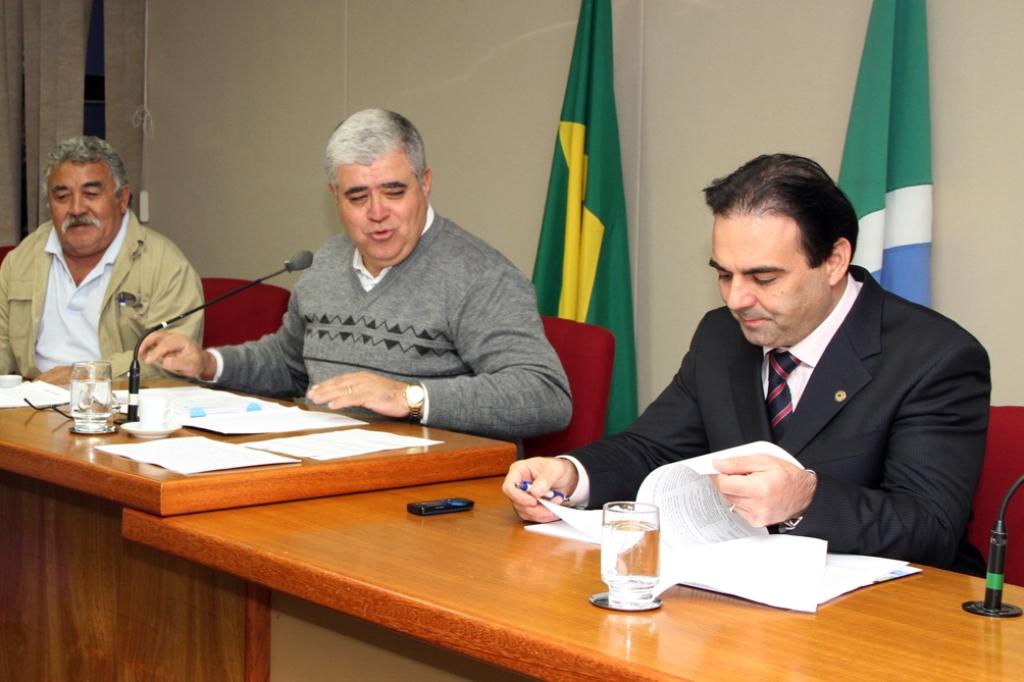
[713,452,818,528]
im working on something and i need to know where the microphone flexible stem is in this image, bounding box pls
[125,253,309,422]
[998,474,1024,522]
[157,266,289,330]
[979,472,1024,613]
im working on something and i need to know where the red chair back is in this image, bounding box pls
[201,277,291,347]
[0,244,16,264]
[969,406,1024,586]
[523,316,615,456]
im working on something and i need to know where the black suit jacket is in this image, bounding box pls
[575,267,990,573]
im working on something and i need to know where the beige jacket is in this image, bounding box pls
[0,211,203,379]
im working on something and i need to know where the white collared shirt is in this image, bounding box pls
[35,212,130,371]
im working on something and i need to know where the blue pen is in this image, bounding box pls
[518,481,565,501]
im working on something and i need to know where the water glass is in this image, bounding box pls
[69,361,114,433]
[600,501,661,611]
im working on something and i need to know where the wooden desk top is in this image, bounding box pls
[0,403,514,516]
[122,476,1024,682]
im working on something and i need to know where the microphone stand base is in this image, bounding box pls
[962,600,1023,617]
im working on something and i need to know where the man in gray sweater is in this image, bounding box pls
[140,109,571,441]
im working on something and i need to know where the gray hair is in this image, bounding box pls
[324,109,427,189]
[42,136,129,197]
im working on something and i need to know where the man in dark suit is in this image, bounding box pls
[504,153,990,574]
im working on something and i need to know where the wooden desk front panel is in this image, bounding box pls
[0,469,247,681]
[0,405,515,516]
[123,477,1024,681]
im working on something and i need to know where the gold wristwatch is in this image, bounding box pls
[404,383,425,422]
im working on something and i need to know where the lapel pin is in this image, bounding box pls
[834,390,847,403]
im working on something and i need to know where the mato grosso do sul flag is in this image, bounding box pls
[532,0,637,435]
[839,0,933,307]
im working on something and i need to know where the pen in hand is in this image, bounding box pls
[518,481,565,502]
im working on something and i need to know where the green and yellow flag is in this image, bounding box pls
[533,0,637,435]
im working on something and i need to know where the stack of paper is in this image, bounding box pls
[525,442,920,612]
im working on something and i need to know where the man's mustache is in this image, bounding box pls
[61,213,101,232]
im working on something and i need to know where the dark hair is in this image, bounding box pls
[703,154,858,267]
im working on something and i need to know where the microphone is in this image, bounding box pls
[963,472,1024,617]
[125,250,314,422]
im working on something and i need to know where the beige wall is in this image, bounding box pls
[145,0,1024,409]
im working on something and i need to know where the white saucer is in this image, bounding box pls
[121,421,183,440]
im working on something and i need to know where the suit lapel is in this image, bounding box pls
[729,342,772,443]
[779,267,883,457]
[779,333,872,455]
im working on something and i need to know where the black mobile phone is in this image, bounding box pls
[407,497,475,516]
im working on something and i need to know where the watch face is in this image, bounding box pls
[406,384,425,404]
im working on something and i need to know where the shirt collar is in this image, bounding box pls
[764,272,862,368]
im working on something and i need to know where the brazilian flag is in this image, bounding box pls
[533,0,637,435]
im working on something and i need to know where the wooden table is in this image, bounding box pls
[123,476,1024,681]
[0,403,515,681]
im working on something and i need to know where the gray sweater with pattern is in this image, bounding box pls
[217,214,571,440]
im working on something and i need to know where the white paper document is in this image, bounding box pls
[244,428,442,460]
[524,441,917,612]
[818,553,921,603]
[114,386,366,434]
[98,436,299,475]
[0,381,70,409]
[115,386,285,417]
[183,406,366,434]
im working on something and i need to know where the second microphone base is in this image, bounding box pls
[962,600,1023,617]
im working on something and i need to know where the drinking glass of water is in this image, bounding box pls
[69,361,115,434]
[591,501,661,611]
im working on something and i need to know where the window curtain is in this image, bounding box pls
[22,0,93,233]
[103,0,144,215]
[0,0,143,243]
[0,1,24,245]
[0,2,24,246]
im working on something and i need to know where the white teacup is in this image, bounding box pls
[138,396,174,428]
[0,374,22,389]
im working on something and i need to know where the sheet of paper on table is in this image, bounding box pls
[114,386,366,433]
[244,428,442,460]
[184,406,365,434]
[98,436,299,475]
[115,386,284,417]
[0,381,70,409]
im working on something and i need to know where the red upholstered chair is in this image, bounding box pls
[968,406,1024,586]
[523,316,615,456]
[0,244,16,263]
[200,277,291,348]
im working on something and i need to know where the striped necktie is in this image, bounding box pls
[766,349,800,441]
